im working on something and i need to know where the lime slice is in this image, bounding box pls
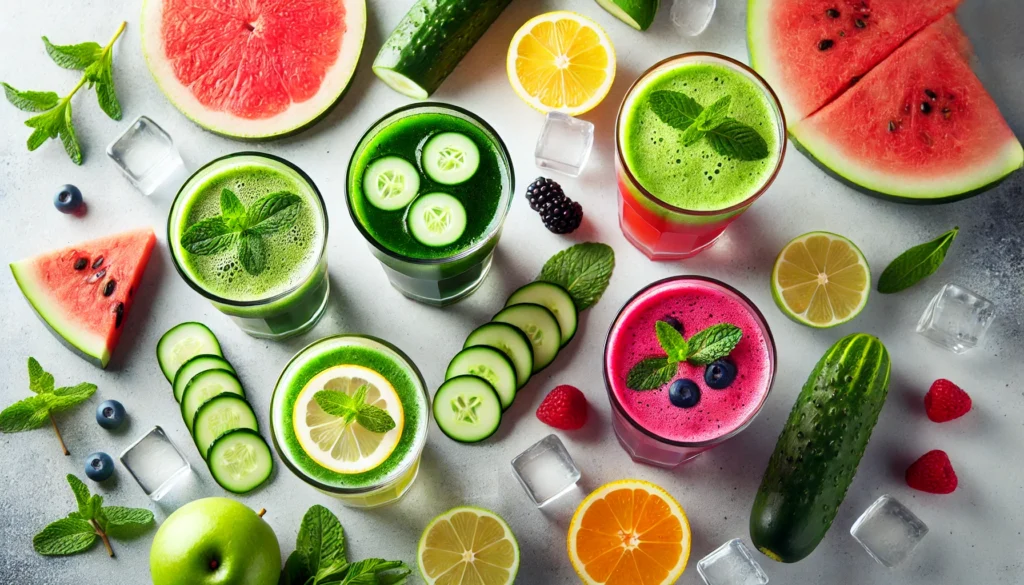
[292,364,404,474]
[418,506,520,585]
[771,231,871,328]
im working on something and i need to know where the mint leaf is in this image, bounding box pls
[537,243,615,311]
[649,90,703,131]
[681,123,706,146]
[356,405,397,434]
[33,516,97,556]
[220,189,247,227]
[58,101,82,165]
[281,552,310,585]
[27,126,49,150]
[655,321,688,362]
[705,119,769,161]
[2,83,59,113]
[877,227,959,294]
[102,506,154,528]
[181,217,239,255]
[686,324,742,365]
[626,358,678,391]
[341,559,411,585]
[67,474,92,516]
[42,37,102,70]
[87,49,121,121]
[51,382,98,403]
[351,385,368,408]
[238,233,267,275]
[0,395,57,432]
[28,357,55,394]
[314,391,359,424]
[697,95,732,131]
[296,504,347,579]
[247,192,303,235]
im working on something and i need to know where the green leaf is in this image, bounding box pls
[220,188,247,227]
[697,95,732,131]
[67,474,92,516]
[281,552,311,585]
[27,127,49,151]
[649,90,703,131]
[680,123,706,147]
[351,385,368,408]
[340,560,411,585]
[356,405,397,434]
[685,324,743,365]
[51,382,98,405]
[28,357,55,394]
[85,495,104,524]
[705,119,769,161]
[537,243,615,311]
[181,216,239,255]
[877,227,959,294]
[33,516,97,556]
[247,192,303,235]
[2,83,59,113]
[0,395,56,432]
[59,101,82,165]
[313,391,359,424]
[237,233,267,275]
[296,505,347,579]
[43,37,103,70]
[102,506,155,538]
[87,50,121,121]
[24,105,63,140]
[655,321,688,363]
[626,358,678,391]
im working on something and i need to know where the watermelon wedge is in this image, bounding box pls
[141,0,366,139]
[10,229,157,368]
[791,16,1024,203]
[748,0,962,122]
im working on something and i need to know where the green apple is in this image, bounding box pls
[150,497,281,585]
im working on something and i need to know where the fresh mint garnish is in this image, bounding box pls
[180,189,303,276]
[877,227,959,294]
[314,385,397,434]
[537,242,615,311]
[649,89,770,162]
[33,474,154,557]
[626,321,743,390]
[0,358,97,455]
[280,505,411,585]
[3,22,126,164]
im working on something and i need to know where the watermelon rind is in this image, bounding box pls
[10,262,109,368]
[140,0,367,140]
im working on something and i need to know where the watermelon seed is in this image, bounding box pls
[854,19,866,28]
[920,102,933,115]
[103,280,117,297]
[91,256,104,269]
[818,39,834,51]
[73,258,88,271]
[888,121,898,133]
[839,31,845,37]
[113,303,124,328]
[87,269,107,284]
[924,89,938,101]
[942,108,952,119]
[825,8,840,18]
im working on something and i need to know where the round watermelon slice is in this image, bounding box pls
[10,229,157,369]
[141,0,366,139]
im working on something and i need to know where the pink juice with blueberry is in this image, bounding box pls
[604,276,776,467]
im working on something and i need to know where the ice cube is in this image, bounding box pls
[511,434,581,507]
[107,116,189,199]
[916,283,996,354]
[850,495,929,568]
[119,426,191,501]
[697,539,769,585]
[671,0,717,37]
[535,112,594,177]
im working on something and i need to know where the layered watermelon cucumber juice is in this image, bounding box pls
[169,153,329,339]
[270,335,429,508]
[604,276,776,467]
[616,53,786,260]
[347,103,514,306]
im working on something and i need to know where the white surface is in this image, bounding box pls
[1,1,1022,583]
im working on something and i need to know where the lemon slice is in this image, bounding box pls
[293,364,404,474]
[418,506,520,585]
[506,11,616,116]
[771,231,871,328]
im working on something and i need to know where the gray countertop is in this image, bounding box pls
[1,0,1022,583]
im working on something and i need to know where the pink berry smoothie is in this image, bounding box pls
[606,276,775,445]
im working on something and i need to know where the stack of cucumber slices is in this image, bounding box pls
[364,132,479,248]
[156,322,273,494]
[435,281,579,443]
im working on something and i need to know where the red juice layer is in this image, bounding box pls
[607,278,773,443]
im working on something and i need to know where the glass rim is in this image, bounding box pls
[603,275,778,449]
[269,334,431,495]
[167,151,329,308]
[614,52,788,217]
[345,101,515,266]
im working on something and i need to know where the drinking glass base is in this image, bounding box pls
[621,218,724,261]
[611,407,710,468]
[382,253,494,307]
[326,458,422,509]
[231,279,330,340]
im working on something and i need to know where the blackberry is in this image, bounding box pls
[541,198,584,234]
[525,177,565,212]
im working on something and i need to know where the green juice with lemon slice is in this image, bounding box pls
[270,335,429,507]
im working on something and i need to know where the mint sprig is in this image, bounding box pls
[3,22,126,165]
[626,321,743,391]
[280,505,411,585]
[0,358,97,455]
[877,227,959,294]
[180,189,303,276]
[537,242,615,311]
[33,475,154,557]
[649,90,769,161]
[314,385,397,434]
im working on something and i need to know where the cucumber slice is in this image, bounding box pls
[180,370,245,433]
[157,322,222,382]
[464,323,534,389]
[364,156,421,210]
[506,282,578,347]
[492,304,562,373]
[422,133,480,185]
[407,192,467,247]
[433,376,503,443]
[172,355,236,403]
[192,394,259,459]
[206,429,273,494]
[446,347,517,410]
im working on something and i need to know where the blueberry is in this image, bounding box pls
[96,399,126,430]
[705,359,738,389]
[84,452,115,482]
[668,379,701,408]
[54,184,83,214]
[663,316,684,335]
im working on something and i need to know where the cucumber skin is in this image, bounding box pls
[595,0,660,31]
[750,333,891,563]
[374,0,513,97]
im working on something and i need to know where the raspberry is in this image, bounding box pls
[924,379,972,422]
[536,385,588,430]
[906,450,958,494]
